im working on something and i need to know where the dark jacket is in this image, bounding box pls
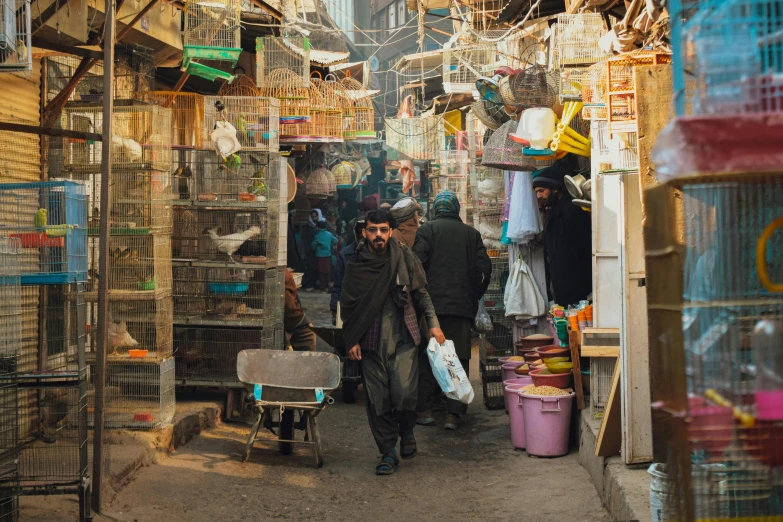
[543,193,592,307]
[330,241,356,312]
[413,212,492,320]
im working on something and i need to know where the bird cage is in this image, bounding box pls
[337,77,375,140]
[114,44,156,101]
[606,52,671,131]
[182,0,241,67]
[260,68,310,125]
[172,206,274,264]
[280,79,323,142]
[174,150,280,204]
[95,357,175,429]
[173,265,279,327]
[203,96,280,152]
[471,100,509,131]
[0,181,87,285]
[217,74,261,97]
[384,115,440,160]
[45,55,104,103]
[482,251,508,311]
[500,66,558,110]
[331,162,353,186]
[552,13,609,68]
[0,0,31,72]
[256,36,310,89]
[60,103,173,172]
[559,66,586,101]
[312,77,344,142]
[480,308,516,409]
[590,357,617,418]
[304,166,333,197]
[482,120,540,171]
[148,92,206,149]
[439,150,469,177]
[646,172,783,521]
[473,166,505,214]
[86,233,172,296]
[582,61,608,120]
[442,39,498,94]
[175,325,276,383]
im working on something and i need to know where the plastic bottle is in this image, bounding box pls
[754,319,783,421]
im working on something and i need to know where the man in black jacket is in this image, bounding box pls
[533,166,592,307]
[413,190,492,430]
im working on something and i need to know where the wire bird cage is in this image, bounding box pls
[483,251,509,312]
[473,166,505,214]
[384,115,440,160]
[331,162,353,186]
[480,309,516,409]
[173,150,281,204]
[172,206,276,265]
[499,66,558,111]
[606,52,672,132]
[337,77,375,140]
[280,78,324,143]
[582,61,608,120]
[203,96,280,152]
[256,36,310,89]
[646,172,783,521]
[552,13,609,68]
[114,44,156,101]
[60,103,172,172]
[175,325,276,384]
[559,66,587,101]
[471,100,509,131]
[260,68,310,125]
[148,92,205,149]
[0,181,87,285]
[442,39,499,95]
[312,78,344,142]
[182,0,241,66]
[86,233,172,297]
[89,357,175,429]
[590,357,616,418]
[304,166,335,197]
[217,74,260,96]
[482,120,540,171]
[0,0,31,72]
[173,265,281,327]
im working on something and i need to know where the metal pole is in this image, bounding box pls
[92,0,115,511]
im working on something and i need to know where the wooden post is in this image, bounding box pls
[569,330,585,410]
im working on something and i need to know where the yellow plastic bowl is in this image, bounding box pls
[545,361,573,374]
[544,356,570,364]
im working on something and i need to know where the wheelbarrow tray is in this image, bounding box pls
[237,349,341,390]
[256,385,321,404]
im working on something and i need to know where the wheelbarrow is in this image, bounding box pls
[237,349,341,468]
[311,323,362,404]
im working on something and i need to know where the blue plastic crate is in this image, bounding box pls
[0,181,88,285]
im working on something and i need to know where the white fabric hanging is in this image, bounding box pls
[506,171,542,244]
[504,256,546,321]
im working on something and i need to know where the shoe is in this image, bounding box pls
[444,413,460,430]
[416,411,435,426]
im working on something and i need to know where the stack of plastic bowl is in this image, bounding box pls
[518,388,576,456]
[504,375,533,417]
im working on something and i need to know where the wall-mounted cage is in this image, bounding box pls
[182,0,241,67]
[203,96,280,152]
[60,103,173,172]
[384,115,440,160]
[147,92,205,149]
[173,265,282,327]
[0,0,32,72]
[256,36,310,89]
[552,13,609,68]
[582,61,608,120]
[259,68,310,125]
[0,181,87,285]
[175,325,276,384]
[337,77,375,140]
[86,233,172,297]
[172,150,281,205]
[88,357,175,429]
[172,206,276,265]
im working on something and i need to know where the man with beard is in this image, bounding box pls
[532,165,592,307]
[341,209,444,475]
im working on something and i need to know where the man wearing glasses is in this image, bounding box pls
[341,208,444,475]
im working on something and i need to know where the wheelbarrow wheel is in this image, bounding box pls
[307,412,324,468]
[342,381,357,404]
[279,409,295,455]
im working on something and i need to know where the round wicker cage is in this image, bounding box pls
[313,78,344,142]
[217,74,262,96]
[306,166,335,197]
[471,100,509,130]
[481,120,542,170]
[282,79,324,141]
[331,162,354,186]
[337,76,375,140]
[500,66,558,110]
[260,68,311,124]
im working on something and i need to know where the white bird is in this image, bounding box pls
[108,320,139,356]
[112,135,143,162]
[206,226,261,262]
[478,221,503,241]
[478,178,504,200]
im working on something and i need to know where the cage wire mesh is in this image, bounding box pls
[501,66,558,111]
[330,162,353,186]
[0,0,32,73]
[259,68,310,125]
[590,357,616,418]
[147,92,206,149]
[86,233,172,297]
[45,56,104,104]
[336,77,375,140]
[203,96,280,152]
[312,78,345,142]
[482,120,539,171]
[581,61,608,120]
[480,308,516,409]
[304,166,335,197]
[256,36,310,89]
[483,251,509,312]
[182,0,241,51]
[552,13,609,67]
[442,39,500,94]
[559,66,586,101]
[473,166,505,214]
[280,79,325,142]
[384,115,440,160]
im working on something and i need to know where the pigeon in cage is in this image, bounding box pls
[111,135,143,162]
[108,320,139,356]
[206,226,262,262]
[478,177,504,201]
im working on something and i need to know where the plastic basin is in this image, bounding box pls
[515,335,554,351]
[505,381,532,449]
[523,352,540,364]
[499,356,526,365]
[545,361,573,374]
[689,405,733,452]
[538,346,571,361]
[502,362,525,382]
[519,390,575,456]
[503,376,533,415]
[529,368,572,389]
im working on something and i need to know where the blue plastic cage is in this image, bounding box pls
[0,181,88,285]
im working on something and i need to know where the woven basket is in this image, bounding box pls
[305,166,333,197]
[472,100,509,130]
[331,162,353,186]
[481,120,542,170]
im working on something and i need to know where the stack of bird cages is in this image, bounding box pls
[606,52,671,133]
[0,181,88,285]
[148,92,206,149]
[311,77,344,142]
[646,171,783,521]
[60,103,173,173]
[337,77,376,141]
[442,40,498,95]
[473,166,505,214]
[384,115,440,160]
[589,356,616,418]
[479,309,516,410]
[0,0,32,73]
[45,55,104,104]
[203,96,280,152]
[256,36,310,89]
[582,61,608,120]
[182,0,241,71]
[435,150,469,220]
[86,233,172,296]
[259,68,310,126]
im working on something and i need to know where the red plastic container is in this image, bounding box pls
[523,352,540,364]
[529,368,572,389]
[515,335,555,351]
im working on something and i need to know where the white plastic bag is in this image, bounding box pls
[506,171,542,244]
[211,121,242,158]
[474,300,493,333]
[426,338,475,404]
[504,257,546,320]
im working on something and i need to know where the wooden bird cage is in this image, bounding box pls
[148,92,206,149]
[581,62,608,120]
[331,162,353,186]
[203,96,280,151]
[305,167,333,197]
[256,36,310,88]
[552,13,609,68]
[260,68,310,125]
[0,0,31,72]
[279,77,323,142]
[182,0,241,67]
[313,77,344,142]
[337,77,375,141]
[217,74,262,97]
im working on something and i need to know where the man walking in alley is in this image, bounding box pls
[413,190,492,430]
[390,197,421,249]
[341,209,443,475]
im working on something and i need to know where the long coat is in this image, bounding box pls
[412,212,493,320]
[543,194,593,306]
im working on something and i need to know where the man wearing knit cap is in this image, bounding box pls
[532,165,592,307]
[390,197,420,249]
[413,190,492,430]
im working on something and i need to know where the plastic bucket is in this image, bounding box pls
[520,391,575,457]
[501,362,524,382]
[505,383,530,449]
[503,376,533,413]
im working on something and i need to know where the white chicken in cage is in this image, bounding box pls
[111,135,143,163]
[206,226,261,262]
[478,177,504,202]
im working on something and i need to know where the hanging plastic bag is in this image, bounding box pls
[504,257,546,320]
[474,300,493,333]
[427,338,475,404]
[211,121,242,158]
[506,171,542,244]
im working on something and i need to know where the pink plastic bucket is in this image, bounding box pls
[501,362,525,382]
[503,376,533,413]
[505,383,531,449]
[756,390,783,421]
[520,391,575,457]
